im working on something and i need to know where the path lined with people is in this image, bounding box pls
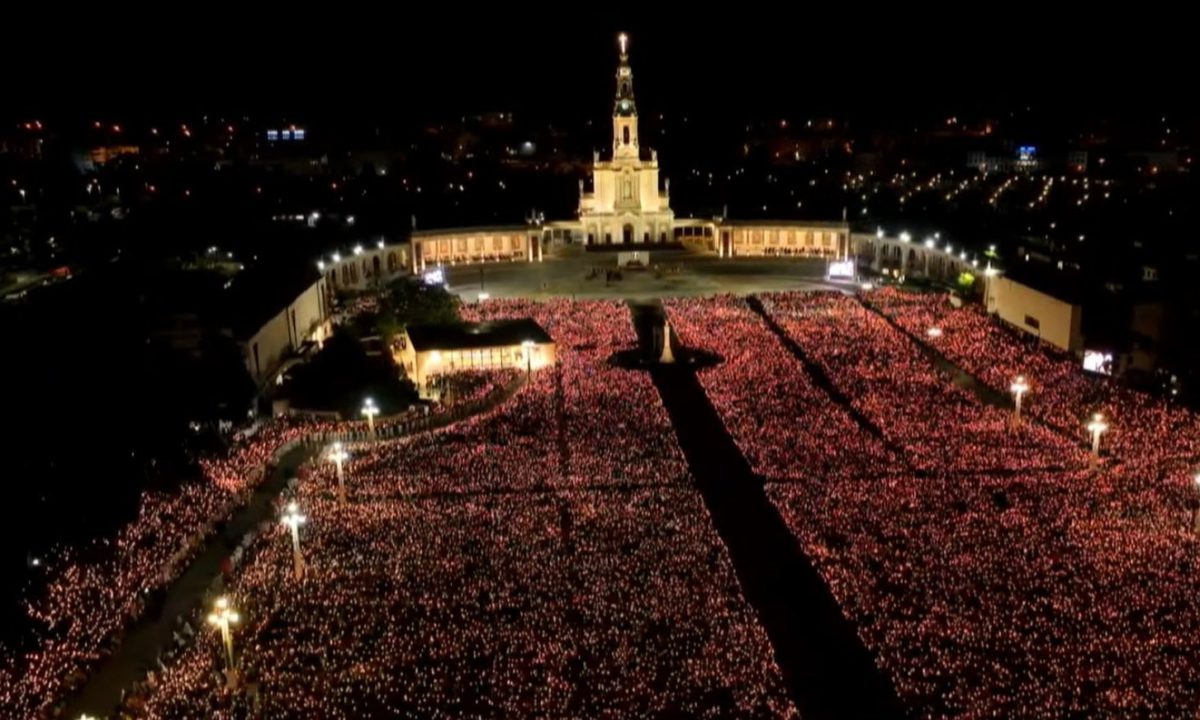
[630,301,905,720]
[58,375,525,719]
[744,294,909,464]
[674,291,1200,717]
[101,298,797,719]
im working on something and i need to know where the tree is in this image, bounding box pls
[281,327,416,417]
[373,277,462,341]
[956,271,977,293]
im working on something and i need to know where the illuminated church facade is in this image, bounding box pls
[576,33,674,245]
[329,33,854,280]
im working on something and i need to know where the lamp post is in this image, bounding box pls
[281,502,306,580]
[328,442,349,502]
[361,397,379,437]
[521,340,535,380]
[984,263,1000,313]
[207,596,240,685]
[1010,375,1029,425]
[1086,413,1108,460]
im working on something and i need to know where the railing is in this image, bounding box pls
[297,372,527,447]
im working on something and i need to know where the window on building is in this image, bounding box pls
[1025,315,1041,330]
[623,126,630,145]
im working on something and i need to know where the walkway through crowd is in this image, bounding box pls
[629,301,905,720]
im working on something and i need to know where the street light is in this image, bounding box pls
[1087,413,1108,459]
[1010,375,1029,425]
[361,397,379,436]
[520,340,535,380]
[281,501,306,580]
[328,442,349,502]
[926,326,943,338]
[207,596,240,681]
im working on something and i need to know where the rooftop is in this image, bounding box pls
[723,219,848,229]
[412,224,529,238]
[406,318,553,352]
[225,260,321,339]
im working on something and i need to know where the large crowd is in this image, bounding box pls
[1,369,518,719]
[760,292,1091,475]
[667,295,898,482]
[669,292,1200,718]
[114,299,797,719]
[865,287,1200,469]
[17,289,1200,719]
[0,418,327,720]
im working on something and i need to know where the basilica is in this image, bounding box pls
[576,33,674,246]
[245,35,977,387]
[329,34,854,279]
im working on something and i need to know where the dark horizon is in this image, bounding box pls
[5,14,1195,124]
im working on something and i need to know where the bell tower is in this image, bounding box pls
[577,32,673,246]
[612,33,639,161]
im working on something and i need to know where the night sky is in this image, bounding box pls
[5,11,1193,123]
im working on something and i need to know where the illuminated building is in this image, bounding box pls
[575,33,674,245]
[399,318,555,394]
[318,32,851,287]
